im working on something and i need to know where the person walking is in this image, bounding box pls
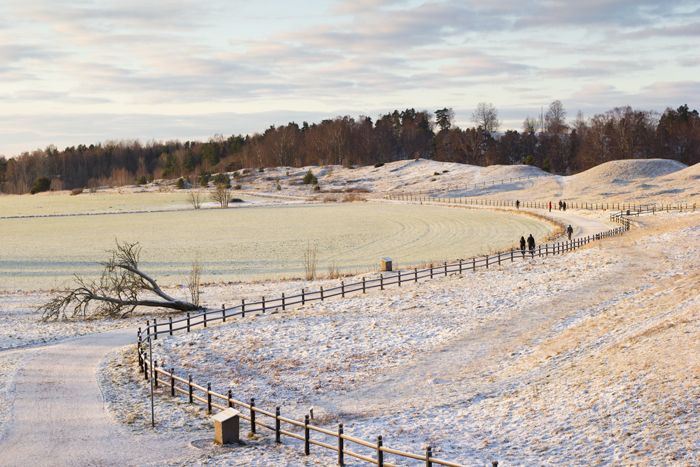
[527,234,535,257]
[516,200,520,210]
[519,236,526,257]
[549,201,552,212]
[563,201,567,211]
[567,224,573,240]
[558,200,563,211]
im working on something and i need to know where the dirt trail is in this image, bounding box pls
[0,329,192,467]
[531,208,612,239]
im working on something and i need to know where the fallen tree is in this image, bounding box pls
[40,241,203,321]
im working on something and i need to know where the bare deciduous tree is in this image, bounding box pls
[188,192,203,209]
[40,241,202,321]
[210,184,233,208]
[472,102,500,133]
[545,100,567,134]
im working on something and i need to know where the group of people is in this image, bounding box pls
[519,234,536,257]
[546,200,568,212]
[519,225,574,257]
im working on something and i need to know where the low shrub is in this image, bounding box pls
[136,175,147,185]
[433,171,440,176]
[234,184,242,190]
[276,184,282,191]
[374,162,384,168]
[230,198,244,203]
[314,185,320,191]
[176,178,186,189]
[213,173,231,188]
[70,187,84,196]
[258,167,265,173]
[303,170,318,185]
[30,177,51,194]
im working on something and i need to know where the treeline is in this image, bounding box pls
[1,103,698,194]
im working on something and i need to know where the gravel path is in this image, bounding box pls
[0,328,193,467]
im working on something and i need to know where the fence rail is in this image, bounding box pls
[135,208,635,466]
[384,194,696,215]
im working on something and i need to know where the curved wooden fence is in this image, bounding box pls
[136,212,633,467]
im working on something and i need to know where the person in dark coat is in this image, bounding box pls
[527,234,535,256]
[516,200,520,209]
[558,200,563,211]
[563,201,567,211]
[567,224,573,240]
[519,236,526,257]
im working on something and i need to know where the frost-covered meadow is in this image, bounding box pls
[0,202,553,291]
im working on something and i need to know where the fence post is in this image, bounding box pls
[498,253,501,265]
[170,368,175,397]
[380,274,384,290]
[444,261,447,276]
[304,414,310,455]
[203,310,207,328]
[338,423,345,466]
[363,278,366,293]
[207,383,212,414]
[473,258,476,271]
[459,259,463,273]
[228,389,233,408]
[282,293,286,310]
[341,282,345,298]
[153,318,157,340]
[321,287,324,301]
[169,317,173,336]
[430,264,433,279]
[426,446,433,467]
[154,361,158,388]
[188,375,193,403]
[187,313,190,332]
[398,270,401,287]
[144,352,149,381]
[250,398,256,434]
[222,304,226,323]
[486,256,488,269]
[275,407,281,443]
[262,296,266,313]
[242,299,246,317]
[377,436,384,467]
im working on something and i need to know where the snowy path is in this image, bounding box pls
[529,208,611,239]
[0,329,192,467]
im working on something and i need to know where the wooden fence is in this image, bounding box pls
[136,213,632,467]
[384,194,696,214]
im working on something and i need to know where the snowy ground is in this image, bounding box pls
[100,211,700,466]
[1,158,699,466]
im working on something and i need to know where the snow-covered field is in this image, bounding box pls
[1,158,699,466]
[0,202,554,291]
[99,211,700,466]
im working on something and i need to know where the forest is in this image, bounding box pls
[1,102,698,194]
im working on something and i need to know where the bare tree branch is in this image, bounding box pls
[40,241,202,321]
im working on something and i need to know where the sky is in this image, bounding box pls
[1,0,699,157]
